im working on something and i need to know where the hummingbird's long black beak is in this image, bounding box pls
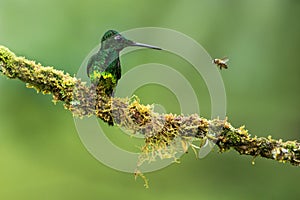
[131,42,162,50]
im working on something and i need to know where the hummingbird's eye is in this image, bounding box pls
[114,35,122,40]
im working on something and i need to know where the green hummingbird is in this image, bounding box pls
[87,30,162,95]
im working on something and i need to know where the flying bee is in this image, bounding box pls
[213,57,229,70]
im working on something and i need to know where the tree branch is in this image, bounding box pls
[1,45,300,167]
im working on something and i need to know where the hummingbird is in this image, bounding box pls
[87,30,162,95]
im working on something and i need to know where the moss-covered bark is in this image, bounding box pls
[1,45,300,167]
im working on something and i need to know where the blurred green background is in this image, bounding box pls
[1,0,300,199]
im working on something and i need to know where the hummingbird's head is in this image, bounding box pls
[101,30,162,51]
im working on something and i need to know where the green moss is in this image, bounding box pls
[1,45,77,105]
[2,44,300,170]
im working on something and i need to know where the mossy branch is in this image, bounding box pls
[1,45,300,167]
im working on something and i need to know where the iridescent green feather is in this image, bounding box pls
[87,31,122,95]
[87,30,161,96]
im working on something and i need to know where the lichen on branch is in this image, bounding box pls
[1,45,300,167]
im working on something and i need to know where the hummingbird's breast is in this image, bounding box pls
[87,47,122,86]
[102,49,121,81]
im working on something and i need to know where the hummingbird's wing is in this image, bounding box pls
[86,54,97,77]
[115,58,121,81]
[87,53,106,77]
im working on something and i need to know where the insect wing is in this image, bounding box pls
[221,57,229,63]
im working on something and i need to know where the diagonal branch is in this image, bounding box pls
[1,45,300,167]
